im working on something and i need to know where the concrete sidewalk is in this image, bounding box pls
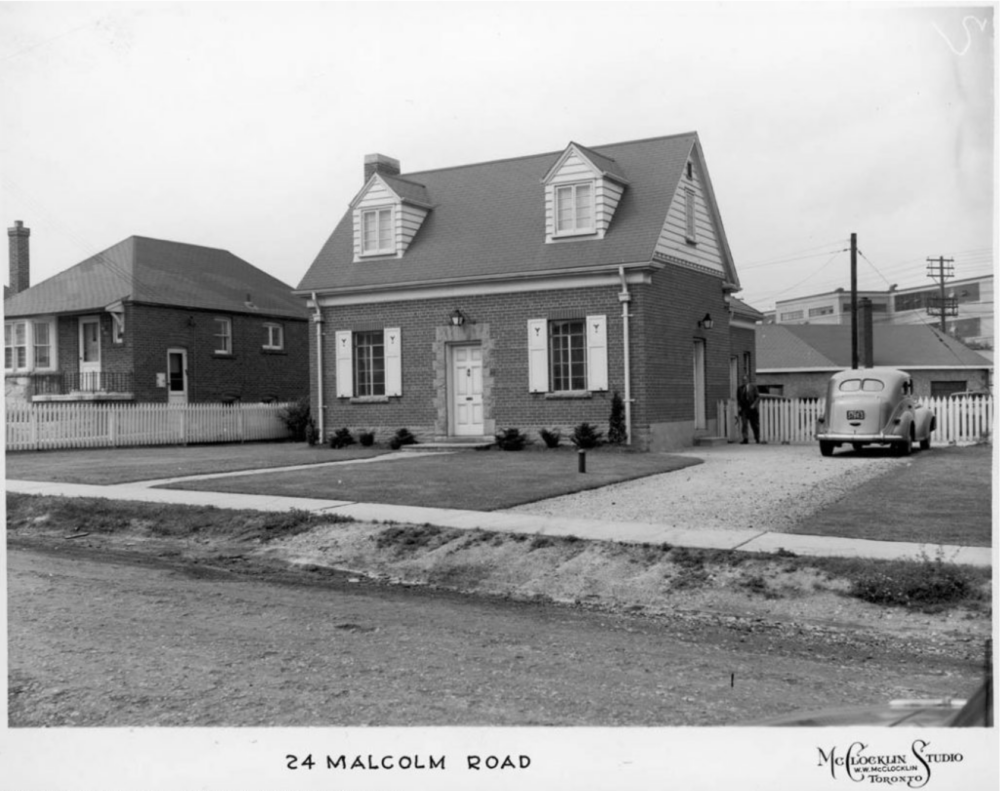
[5,477,992,567]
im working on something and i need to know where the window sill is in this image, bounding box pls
[357,250,397,259]
[349,395,390,404]
[261,348,286,355]
[685,237,698,246]
[551,230,597,240]
[544,390,592,400]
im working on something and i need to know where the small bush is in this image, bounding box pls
[539,428,562,448]
[495,427,527,451]
[278,397,313,442]
[329,427,355,449]
[358,430,376,447]
[305,421,320,446]
[571,422,604,449]
[607,391,627,445]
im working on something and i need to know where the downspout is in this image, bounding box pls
[618,266,632,445]
[310,292,325,440]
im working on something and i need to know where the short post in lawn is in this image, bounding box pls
[578,449,586,473]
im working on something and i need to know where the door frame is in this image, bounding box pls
[78,315,102,390]
[448,341,484,437]
[167,347,189,404]
[693,338,707,429]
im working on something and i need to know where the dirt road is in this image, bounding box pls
[8,537,985,727]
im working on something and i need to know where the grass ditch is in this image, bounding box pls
[6,493,991,615]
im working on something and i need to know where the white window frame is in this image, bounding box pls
[527,315,607,393]
[360,206,395,256]
[5,318,57,373]
[213,317,233,355]
[263,322,284,350]
[334,327,402,399]
[554,181,596,237]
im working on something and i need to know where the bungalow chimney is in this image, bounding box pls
[8,220,30,294]
[857,297,875,368]
[364,153,400,182]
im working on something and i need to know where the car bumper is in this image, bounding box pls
[815,432,903,444]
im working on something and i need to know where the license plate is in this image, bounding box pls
[847,410,865,420]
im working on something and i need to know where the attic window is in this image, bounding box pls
[686,162,693,180]
[361,207,394,255]
[554,182,595,236]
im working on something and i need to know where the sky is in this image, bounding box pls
[0,1,995,313]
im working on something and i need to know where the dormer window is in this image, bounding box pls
[361,207,394,255]
[555,182,595,236]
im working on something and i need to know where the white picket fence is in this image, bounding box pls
[5,402,294,452]
[717,396,993,446]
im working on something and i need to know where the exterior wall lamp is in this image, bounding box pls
[698,313,713,330]
[450,308,467,327]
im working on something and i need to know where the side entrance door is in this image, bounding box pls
[79,316,101,391]
[167,348,188,404]
[452,344,484,436]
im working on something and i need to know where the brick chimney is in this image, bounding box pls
[857,297,875,368]
[364,153,400,182]
[8,220,30,295]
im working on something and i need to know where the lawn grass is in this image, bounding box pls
[784,444,993,547]
[161,446,703,511]
[4,442,389,485]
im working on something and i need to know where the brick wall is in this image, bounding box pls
[129,305,309,403]
[311,266,733,449]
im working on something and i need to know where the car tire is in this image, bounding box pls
[894,438,911,456]
[852,443,864,453]
[819,441,834,457]
[920,434,931,451]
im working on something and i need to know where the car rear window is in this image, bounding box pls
[839,378,885,392]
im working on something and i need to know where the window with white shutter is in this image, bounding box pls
[384,327,402,396]
[586,315,608,391]
[335,330,353,398]
[527,319,548,393]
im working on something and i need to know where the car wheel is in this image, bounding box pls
[919,434,931,451]
[852,443,864,453]
[819,441,834,457]
[894,438,911,456]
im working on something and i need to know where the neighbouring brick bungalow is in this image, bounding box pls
[756,323,993,399]
[4,229,309,405]
[296,134,756,451]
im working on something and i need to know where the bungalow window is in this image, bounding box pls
[361,208,394,255]
[527,316,607,394]
[214,318,232,354]
[263,323,284,350]
[554,182,594,235]
[5,319,55,372]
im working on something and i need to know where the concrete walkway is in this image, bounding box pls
[5,476,992,567]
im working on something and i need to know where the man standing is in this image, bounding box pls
[737,374,760,444]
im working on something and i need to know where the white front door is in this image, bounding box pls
[452,344,484,436]
[79,317,101,391]
[693,339,706,429]
[167,348,188,404]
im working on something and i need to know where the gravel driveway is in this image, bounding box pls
[508,444,907,532]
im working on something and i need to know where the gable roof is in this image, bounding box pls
[758,324,993,371]
[3,236,307,320]
[729,296,765,322]
[298,132,735,294]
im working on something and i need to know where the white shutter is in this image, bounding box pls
[527,319,548,393]
[586,314,608,391]
[384,327,402,396]
[335,330,353,398]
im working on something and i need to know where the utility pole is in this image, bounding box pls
[850,233,858,369]
[926,256,955,332]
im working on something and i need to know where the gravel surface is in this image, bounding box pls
[507,444,908,531]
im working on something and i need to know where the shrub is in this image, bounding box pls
[278,397,313,442]
[358,430,376,447]
[495,427,527,451]
[608,391,627,445]
[389,427,417,450]
[329,427,355,449]
[539,428,562,448]
[571,422,604,449]
[305,421,320,446]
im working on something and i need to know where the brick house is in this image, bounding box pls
[296,134,753,451]
[756,323,993,399]
[4,228,309,405]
